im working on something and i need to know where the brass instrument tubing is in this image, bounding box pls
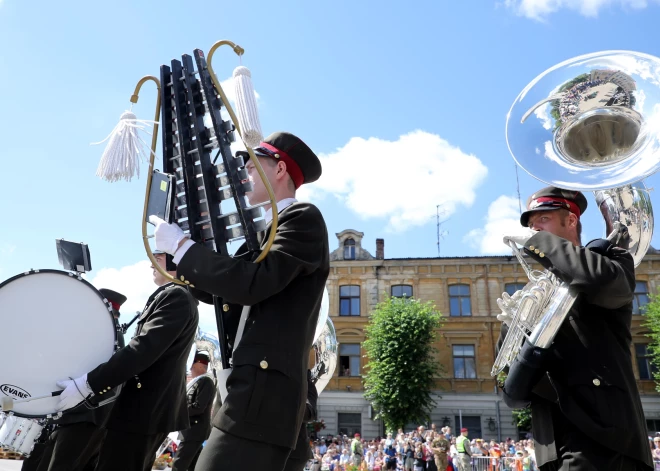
[206,40,278,263]
[134,76,186,286]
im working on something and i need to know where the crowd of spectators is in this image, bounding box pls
[305,424,539,471]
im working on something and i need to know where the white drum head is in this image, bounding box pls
[0,270,116,417]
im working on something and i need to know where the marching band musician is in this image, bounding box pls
[55,251,199,471]
[21,289,127,471]
[498,186,653,471]
[172,351,215,471]
[150,131,330,470]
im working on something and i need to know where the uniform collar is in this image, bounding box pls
[264,197,297,225]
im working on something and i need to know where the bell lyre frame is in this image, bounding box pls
[132,40,277,288]
[492,51,660,386]
[128,40,278,368]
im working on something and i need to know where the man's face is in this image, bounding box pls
[151,254,169,286]
[191,361,208,377]
[245,157,279,206]
[528,209,576,242]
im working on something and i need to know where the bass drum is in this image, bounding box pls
[0,269,118,417]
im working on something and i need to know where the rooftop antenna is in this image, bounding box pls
[436,205,448,256]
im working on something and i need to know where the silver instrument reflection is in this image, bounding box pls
[311,287,338,394]
[188,328,222,383]
[493,51,659,378]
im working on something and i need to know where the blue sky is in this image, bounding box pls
[2,0,660,334]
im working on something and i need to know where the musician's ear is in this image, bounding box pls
[276,160,288,179]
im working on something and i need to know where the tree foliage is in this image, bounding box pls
[512,405,532,431]
[363,296,443,432]
[642,294,660,391]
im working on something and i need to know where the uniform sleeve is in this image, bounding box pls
[87,288,194,393]
[523,231,635,309]
[188,376,215,416]
[176,203,326,306]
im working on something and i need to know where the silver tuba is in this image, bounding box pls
[492,51,660,378]
[311,287,338,394]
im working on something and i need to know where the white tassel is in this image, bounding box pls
[233,66,263,148]
[92,111,155,182]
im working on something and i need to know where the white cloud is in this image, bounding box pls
[90,261,218,343]
[464,195,531,254]
[504,0,655,19]
[297,131,488,232]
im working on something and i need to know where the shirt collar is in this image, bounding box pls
[264,197,297,224]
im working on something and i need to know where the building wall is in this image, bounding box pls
[317,234,660,439]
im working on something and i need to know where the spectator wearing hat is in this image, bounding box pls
[23,289,127,471]
[172,351,215,471]
[455,428,471,471]
[150,131,329,470]
[55,251,199,471]
[497,186,653,470]
[352,433,364,466]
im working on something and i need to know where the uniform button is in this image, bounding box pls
[534,249,540,254]
[593,378,601,387]
[223,304,230,312]
[99,391,104,395]
[539,252,545,258]
[260,360,268,369]
[185,280,190,285]
[180,275,185,281]
[529,245,535,251]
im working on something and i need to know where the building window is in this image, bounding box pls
[339,343,361,376]
[391,285,413,298]
[453,345,476,379]
[647,419,660,435]
[340,285,360,316]
[504,282,526,296]
[344,238,356,260]
[338,413,361,437]
[633,281,650,315]
[449,284,471,317]
[636,344,655,380]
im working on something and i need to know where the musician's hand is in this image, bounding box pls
[149,216,190,255]
[503,228,538,248]
[56,374,92,411]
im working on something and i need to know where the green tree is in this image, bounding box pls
[512,405,532,431]
[642,294,660,390]
[363,296,443,432]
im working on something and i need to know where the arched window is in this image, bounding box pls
[344,238,356,260]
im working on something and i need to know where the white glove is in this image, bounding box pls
[149,216,189,255]
[56,374,92,411]
[496,312,513,326]
[503,228,538,248]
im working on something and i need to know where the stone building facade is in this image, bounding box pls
[317,229,660,441]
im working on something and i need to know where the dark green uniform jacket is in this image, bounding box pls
[499,232,652,468]
[176,202,330,449]
[87,284,199,435]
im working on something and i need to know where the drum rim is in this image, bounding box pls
[0,269,119,419]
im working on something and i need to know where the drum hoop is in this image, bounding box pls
[0,269,120,419]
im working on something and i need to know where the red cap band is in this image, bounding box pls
[258,142,304,189]
[529,197,581,218]
[109,301,121,311]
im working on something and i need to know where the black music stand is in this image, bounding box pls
[56,239,92,274]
